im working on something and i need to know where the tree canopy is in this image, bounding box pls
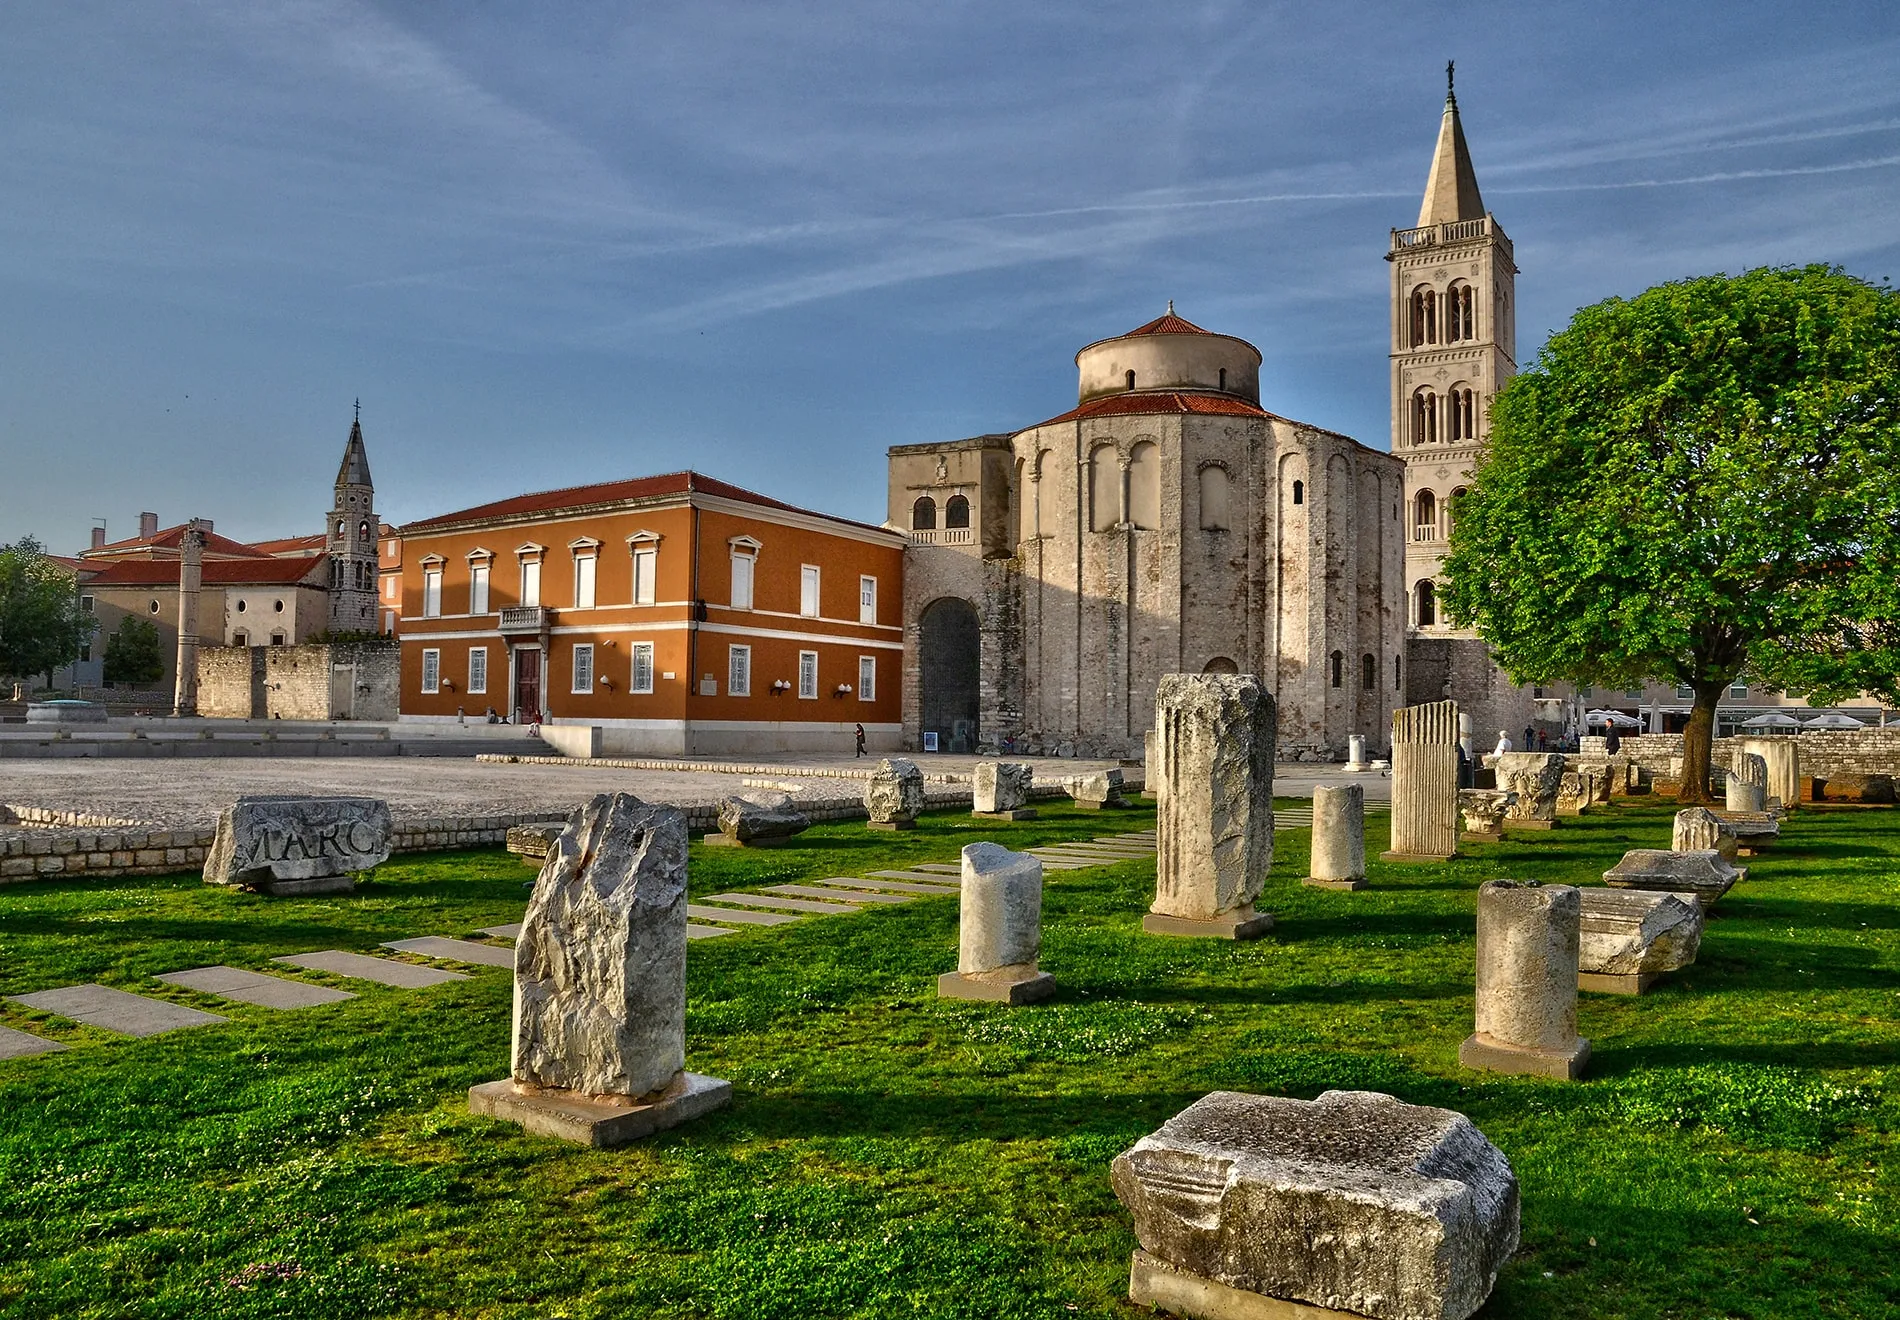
[1441,265,1900,801]
[0,537,96,685]
[103,615,165,689]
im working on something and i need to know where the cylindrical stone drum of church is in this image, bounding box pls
[1472,880,1581,1052]
[1309,785,1366,883]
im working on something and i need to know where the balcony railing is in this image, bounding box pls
[1390,216,1500,253]
[498,606,547,634]
[910,528,975,546]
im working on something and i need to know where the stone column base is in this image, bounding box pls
[1458,1031,1590,1080]
[1578,970,1658,996]
[1142,908,1274,940]
[1128,1248,1359,1320]
[1377,850,1457,863]
[253,875,357,897]
[1461,829,1503,844]
[937,969,1055,1005]
[1300,876,1367,891]
[972,808,1038,821]
[1505,819,1556,831]
[866,820,917,831]
[468,1071,731,1147]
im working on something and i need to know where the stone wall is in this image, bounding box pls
[1580,728,1900,783]
[195,642,399,721]
[1405,635,1537,752]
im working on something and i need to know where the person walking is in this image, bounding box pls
[1605,722,1622,756]
[854,723,867,758]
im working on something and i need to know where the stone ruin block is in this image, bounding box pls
[1458,789,1515,842]
[1726,752,1768,813]
[1577,888,1703,995]
[1304,783,1367,891]
[469,793,729,1146]
[1820,773,1895,804]
[1111,1089,1519,1320]
[1384,700,1460,861]
[1554,770,1592,817]
[1148,674,1274,939]
[705,789,811,847]
[864,757,926,830]
[1492,753,1565,827]
[1737,738,1801,813]
[505,821,567,861]
[1713,810,1781,855]
[1603,848,1742,904]
[1460,881,1590,1080]
[1671,807,1737,861]
[937,842,1052,1005]
[1067,768,1128,810]
[972,760,1036,820]
[202,794,392,896]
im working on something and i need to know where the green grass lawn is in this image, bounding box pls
[1,798,1896,1319]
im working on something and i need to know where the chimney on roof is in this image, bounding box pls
[139,511,159,540]
[90,526,107,550]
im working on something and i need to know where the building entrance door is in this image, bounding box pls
[514,647,543,724]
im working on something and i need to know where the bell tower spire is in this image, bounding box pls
[1417,59,1486,227]
[327,404,380,635]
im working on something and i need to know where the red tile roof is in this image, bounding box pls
[83,557,327,588]
[403,471,891,536]
[250,533,329,556]
[1124,310,1213,336]
[1029,391,1271,429]
[85,524,271,560]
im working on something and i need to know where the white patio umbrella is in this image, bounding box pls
[1802,711,1866,729]
[1740,711,1803,730]
[1585,708,1644,728]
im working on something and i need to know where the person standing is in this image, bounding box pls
[1605,722,1622,756]
[854,723,867,758]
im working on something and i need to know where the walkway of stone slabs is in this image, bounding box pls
[0,828,1165,1060]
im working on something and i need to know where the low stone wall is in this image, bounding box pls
[473,751,1146,791]
[196,642,400,722]
[1580,728,1900,784]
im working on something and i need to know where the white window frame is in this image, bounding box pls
[469,562,490,615]
[519,559,542,608]
[421,564,443,618]
[630,641,654,694]
[421,648,441,694]
[798,649,818,700]
[632,547,657,606]
[573,552,598,609]
[730,549,755,610]
[858,654,876,702]
[859,575,877,625]
[468,646,488,695]
[728,644,751,697]
[572,644,595,695]
[800,565,821,618]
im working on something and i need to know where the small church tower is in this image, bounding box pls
[327,403,380,635]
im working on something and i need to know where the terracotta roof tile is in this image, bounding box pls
[403,470,890,536]
[85,524,272,559]
[1124,311,1213,336]
[1028,391,1271,429]
[83,557,327,588]
[250,533,329,556]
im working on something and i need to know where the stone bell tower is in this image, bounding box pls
[327,402,380,635]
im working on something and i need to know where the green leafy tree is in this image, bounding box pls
[103,615,165,689]
[1441,265,1900,804]
[0,537,97,687]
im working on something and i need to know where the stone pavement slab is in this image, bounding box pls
[8,984,226,1037]
[698,892,859,915]
[908,863,963,874]
[0,1025,66,1059]
[156,966,356,1009]
[383,936,517,969]
[767,884,912,904]
[686,924,736,940]
[685,903,800,926]
[480,923,524,940]
[815,876,956,895]
[274,951,470,988]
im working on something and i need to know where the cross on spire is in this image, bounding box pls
[1447,60,1455,102]
[354,397,360,422]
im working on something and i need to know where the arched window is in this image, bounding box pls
[1125,369,1137,391]
[911,496,937,530]
[1447,486,1467,540]
[358,519,371,540]
[1218,367,1227,391]
[1292,480,1304,506]
[1411,389,1438,446]
[1447,386,1477,443]
[1198,466,1231,531]
[1330,650,1344,688]
[1089,444,1118,532]
[1410,286,1437,347]
[1202,656,1239,675]
[1446,283,1476,341]
[1395,654,1403,691]
[944,495,970,529]
[1415,579,1437,628]
[1362,653,1376,691]
[1414,490,1437,542]
[1128,441,1159,529]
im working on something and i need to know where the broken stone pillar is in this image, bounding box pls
[864,757,925,830]
[1577,888,1703,995]
[1554,770,1592,816]
[972,760,1035,820]
[1603,848,1743,904]
[1737,737,1801,811]
[173,519,205,717]
[1142,729,1159,799]
[1148,673,1274,940]
[1068,768,1127,809]
[1304,784,1366,891]
[705,790,810,847]
[1459,881,1591,1080]
[1493,753,1565,828]
[1384,700,1460,861]
[1344,733,1367,772]
[468,793,730,1146]
[1672,807,1738,861]
[1726,752,1767,812]
[1714,809,1780,855]
[937,842,1053,1005]
[1111,1089,1519,1320]
[1458,789,1515,842]
[202,794,392,895]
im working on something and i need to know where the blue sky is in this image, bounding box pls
[2,1,1896,551]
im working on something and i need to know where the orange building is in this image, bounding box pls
[396,471,906,755]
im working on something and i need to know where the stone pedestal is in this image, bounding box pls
[1383,700,1460,861]
[1460,881,1590,1081]
[1577,888,1702,995]
[1458,789,1514,844]
[470,793,728,1146]
[972,760,1036,820]
[1068,769,1128,809]
[865,758,925,830]
[1303,784,1366,890]
[938,842,1053,1004]
[1150,674,1274,940]
[1343,734,1367,773]
[1494,753,1565,827]
[1672,807,1737,861]
[203,795,393,896]
[1603,849,1742,904]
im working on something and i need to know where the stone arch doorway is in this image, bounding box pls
[920,597,980,753]
[1202,656,1239,675]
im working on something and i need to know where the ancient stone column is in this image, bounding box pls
[1672,806,1738,860]
[864,757,925,830]
[1726,752,1767,812]
[1459,880,1591,1080]
[1303,784,1366,891]
[1383,700,1460,861]
[1344,734,1367,772]
[172,520,205,717]
[972,761,1035,820]
[468,793,731,1145]
[1736,739,1800,811]
[1577,888,1703,996]
[1493,752,1565,828]
[1148,673,1274,940]
[938,842,1053,1004]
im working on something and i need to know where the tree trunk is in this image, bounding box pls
[1676,681,1726,806]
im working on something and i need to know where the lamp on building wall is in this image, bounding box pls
[599,675,615,691]
[834,683,853,697]
[442,679,456,693]
[771,679,791,694]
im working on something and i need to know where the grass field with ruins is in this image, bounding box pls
[1,799,1896,1319]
